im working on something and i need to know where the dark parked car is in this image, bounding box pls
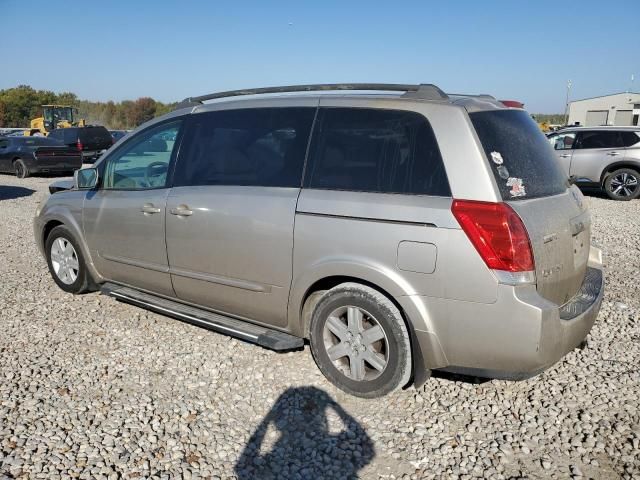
[109,130,129,143]
[48,126,113,163]
[0,136,82,178]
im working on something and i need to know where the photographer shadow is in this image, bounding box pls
[235,386,374,480]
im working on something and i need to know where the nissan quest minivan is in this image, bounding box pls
[34,84,604,398]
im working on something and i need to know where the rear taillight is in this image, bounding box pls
[451,199,534,272]
[76,139,83,151]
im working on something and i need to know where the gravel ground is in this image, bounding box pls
[0,175,638,480]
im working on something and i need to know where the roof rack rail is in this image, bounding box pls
[175,83,449,109]
[448,93,497,100]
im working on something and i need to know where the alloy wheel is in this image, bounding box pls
[322,305,389,381]
[609,172,638,198]
[50,237,79,285]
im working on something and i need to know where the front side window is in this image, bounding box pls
[102,120,182,190]
[174,108,316,188]
[548,132,576,150]
[305,108,450,196]
[575,131,623,149]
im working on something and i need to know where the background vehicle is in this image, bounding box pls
[0,136,81,178]
[25,105,86,136]
[547,126,640,200]
[34,83,604,398]
[48,126,113,163]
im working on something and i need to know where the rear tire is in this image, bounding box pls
[45,225,95,294]
[604,168,640,201]
[14,159,29,179]
[309,283,412,398]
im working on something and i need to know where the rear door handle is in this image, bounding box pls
[141,203,161,214]
[607,151,620,156]
[170,205,193,216]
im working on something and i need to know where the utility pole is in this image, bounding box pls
[563,79,572,126]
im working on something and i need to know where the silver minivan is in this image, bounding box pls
[34,84,604,398]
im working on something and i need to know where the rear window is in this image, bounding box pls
[470,110,567,200]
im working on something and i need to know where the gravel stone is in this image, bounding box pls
[1,176,639,479]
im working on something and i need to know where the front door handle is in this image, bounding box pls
[170,205,193,216]
[607,151,620,156]
[560,153,571,158]
[141,203,161,214]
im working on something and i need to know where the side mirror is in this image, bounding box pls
[74,168,98,189]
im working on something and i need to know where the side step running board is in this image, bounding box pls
[100,282,304,351]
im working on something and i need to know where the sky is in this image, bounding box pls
[2,0,638,113]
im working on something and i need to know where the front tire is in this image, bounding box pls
[14,159,29,179]
[45,225,94,294]
[309,283,412,398]
[604,168,640,201]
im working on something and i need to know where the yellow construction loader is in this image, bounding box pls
[25,105,86,136]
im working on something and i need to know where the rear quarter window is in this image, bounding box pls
[621,131,640,147]
[306,108,450,196]
[470,110,568,200]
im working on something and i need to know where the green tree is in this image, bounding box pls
[0,85,176,129]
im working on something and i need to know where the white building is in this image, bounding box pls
[568,92,640,127]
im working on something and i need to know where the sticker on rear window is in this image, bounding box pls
[497,165,510,179]
[490,151,504,165]
[506,177,526,197]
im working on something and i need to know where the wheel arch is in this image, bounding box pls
[42,219,64,246]
[599,161,640,185]
[288,261,439,387]
[38,208,104,284]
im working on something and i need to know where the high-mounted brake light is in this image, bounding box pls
[451,200,534,272]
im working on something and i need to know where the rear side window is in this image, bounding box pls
[305,108,450,196]
[470,110,567,200]
[174,108,315,188]
[575,131,623,149]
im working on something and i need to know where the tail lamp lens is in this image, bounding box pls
[451,199,534,272]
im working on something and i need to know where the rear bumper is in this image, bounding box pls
[438,266,602,380]
[400,249,604,384]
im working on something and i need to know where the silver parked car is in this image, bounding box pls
[34,84,604,398]
[547,126,640,200]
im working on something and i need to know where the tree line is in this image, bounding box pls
[0,85,176,130]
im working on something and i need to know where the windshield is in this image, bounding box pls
[54,107,74,123]
[470,110,568,200]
